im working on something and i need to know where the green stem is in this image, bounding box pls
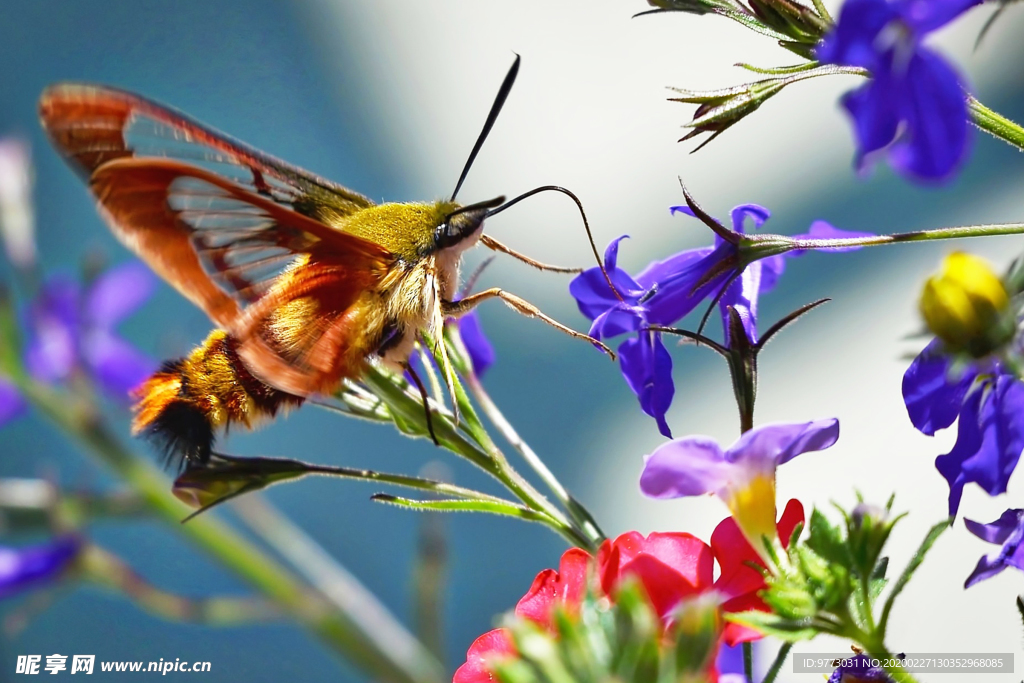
[760,222,1024,257]
[743,641,753,681]
[362,368,591,549]
[968,95,1024,152]
[464,372,606,546]
[762,643,791,683]
[21,381,443,683]
[83,545,279,626]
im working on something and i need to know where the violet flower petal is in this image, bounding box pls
[964,509,1024,587]
[619,332,675,438]
[85,261,156,328]
[841,67,902,171]
[887,48,970,181]
[569,236,644,323]
[936,376,1024,518]
[458,311,495,377]
[0,537,79,599]
[720,261,763,345]
[899,0,983,32]
[0,378,26,426]
[24,277,81,382]
[902,341,977,435]
[82,330,156,400]
[640,435,728,498]
[646,243,733,326]
[816,0,897,70]
[729,204,770,234]
[965,509,1022,545]
[758,255,786,293]
[964,554,1009,587]
[725,419,841,467]
[634,246,714,291]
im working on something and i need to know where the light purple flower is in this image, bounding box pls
[0,537,80,599]
[640,419,839,551]
[964,508,1024,587]
[903,343,1024,517]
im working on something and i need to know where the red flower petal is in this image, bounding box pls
[598,531,715,621]
[453,628,516,683]
[712,498,805,644]
[777,498,804,549]
[719,592,769,646]
[514,548,592,626]
[620,554,706,617]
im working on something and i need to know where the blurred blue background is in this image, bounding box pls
[2,1,1024,681]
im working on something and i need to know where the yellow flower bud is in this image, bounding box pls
[920,252,1014,357]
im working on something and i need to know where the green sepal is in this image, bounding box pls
[725,609,817,641]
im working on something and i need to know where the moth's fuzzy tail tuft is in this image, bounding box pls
[131,331,304,469]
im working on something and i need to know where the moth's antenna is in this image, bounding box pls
[486,186,624,303]
[451,54,521,201]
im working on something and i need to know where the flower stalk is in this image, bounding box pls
[969,95,1024,153]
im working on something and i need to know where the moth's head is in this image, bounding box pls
[431,195,504,254]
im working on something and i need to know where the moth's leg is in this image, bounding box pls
[403,360,440,446]
[443,288,615,359]
[480,235,583,274]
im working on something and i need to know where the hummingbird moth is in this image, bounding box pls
[39,57,610,467]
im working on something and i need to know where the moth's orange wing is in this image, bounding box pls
[39,83,375,216]
[40,85,394,396]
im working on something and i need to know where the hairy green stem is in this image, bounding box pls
[361,368,591,549]
[464,372,605,546]
[969,96,1024,152]
[763,222,1024,256]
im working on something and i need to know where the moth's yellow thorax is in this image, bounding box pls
[315,200,460,262]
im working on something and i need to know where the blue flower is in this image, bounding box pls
[570,205,870,437]
[828,652,897,682]
[0,537,80,599]
[902,342,1024,517]
[964,508,1024,587]
[457,311,495,377]
[817,0,982,182]
[0,262,156,428]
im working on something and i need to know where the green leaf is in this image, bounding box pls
[725,610,817,641]
[371,494,553,524]
[806,507,848,565]
[0,289,24,378]
[1016,595,1024,647]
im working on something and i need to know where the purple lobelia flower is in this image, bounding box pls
[640,419,839,555]
[828,653,897,682]
[457,312,495,377]
[817,0,982,182]
[0,379,26,425]
[0,537,80,599]
[0,262,156,428]
[964,508,1024,587]
[902,342,1024,518]
[570,203,870,436]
